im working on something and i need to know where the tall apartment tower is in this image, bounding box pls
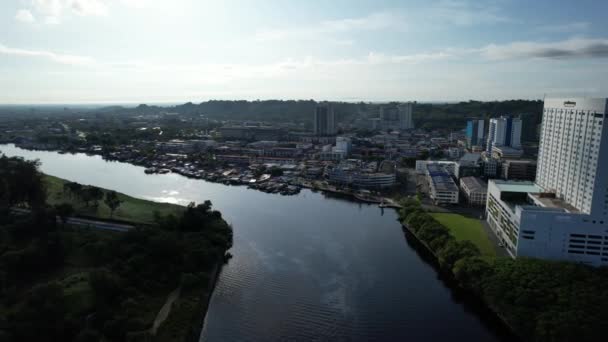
[486,116,522,153]
[398,102,414,130]
[536,98,608,217]
[379,103,414,130]
[465,119,485,147]
[314,104,336,136]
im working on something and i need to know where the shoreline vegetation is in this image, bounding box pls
[0,154,233,341]
[399,198,608,342]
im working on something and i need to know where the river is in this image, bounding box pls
[0,144,510,341]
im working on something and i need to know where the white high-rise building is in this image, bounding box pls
[486,116,522,153]
[537,98,608,216]
[485,98,608,266]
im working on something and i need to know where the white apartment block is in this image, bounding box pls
[486,116,522,153]
[486,98,608,266]
[536,98,607,217]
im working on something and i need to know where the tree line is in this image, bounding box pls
[399,198,608,341]
[63,181,122,217]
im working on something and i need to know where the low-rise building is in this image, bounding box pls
[216,155,251,164]
[218,126,285,140]
[486,180,608,266]
[459,177,487,206]
[353,172,396,188]
[481,154,499,178]
[455,153,482,179]
[415,160,457,176]
[501,159,537,181]
[448,147,463,159]
[318,151,346,161]
[491,146,524,159]
[426,164,459,204]
[156,139,216,153]
[327,159,396,189]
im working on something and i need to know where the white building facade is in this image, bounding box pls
[486,116,522,153]
[536,98,608,217]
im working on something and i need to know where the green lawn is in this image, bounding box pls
[44,175,185,224]
[430,213,496,257]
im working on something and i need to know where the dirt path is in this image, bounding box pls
[151,287,181,335]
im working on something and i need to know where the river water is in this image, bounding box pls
[0,144,509,341]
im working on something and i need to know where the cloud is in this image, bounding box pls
[255,11,406,42]
[425,0,511,26]
[255,1,512,43]
[535,22,590,33]
[15,9,36,23]
[480,38,608,60]
[0,43,96,66]
[25,0,108,24]
[70,0,108,16]
[118,0,149,8]
[366,51,452,64]
[32,0,64,17]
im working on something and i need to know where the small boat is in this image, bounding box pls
[258,174,271,183]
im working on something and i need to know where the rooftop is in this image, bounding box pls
[491,180,543,193]
[460,176,487,192]
[431,175,459,192]
[528,193,581,213]
[459,152,481,164]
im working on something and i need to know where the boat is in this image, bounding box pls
[258,174,271,183]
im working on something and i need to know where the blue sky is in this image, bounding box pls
[1,0,608,103]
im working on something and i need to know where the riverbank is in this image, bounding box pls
[302,180,403,207]
[399,198,608,341]
[0,154,233,341]
[152,259,224,342]
[400,220,518,338]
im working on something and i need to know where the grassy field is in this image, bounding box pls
[44,175,184,224]
[430,213,496,257]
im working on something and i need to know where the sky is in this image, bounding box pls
[1,0,608,104]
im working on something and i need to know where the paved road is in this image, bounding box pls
[11,208,134,232]
[64,217,133,232]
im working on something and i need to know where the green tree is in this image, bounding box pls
[437,240,480,270]
[269,166,283,177]
[104,191,122,218]
[55,203,74,227]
